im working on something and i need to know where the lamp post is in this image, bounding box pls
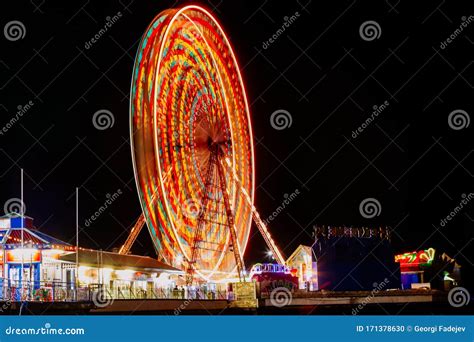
[75,187,79,300]
[20,169,24,299]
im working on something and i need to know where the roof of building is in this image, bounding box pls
[59,250,183,274]
[31,230,72,246]
[286,244,312,264]
[0,213,34,219]
[0,214,72,249]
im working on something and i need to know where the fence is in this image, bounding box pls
[0,278,227,303]
[94,284,227,301]
[0,279,90,302]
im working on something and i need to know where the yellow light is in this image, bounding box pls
[78,266,97,284]
[6,248,40,262]
[115,269,135,281]
[101,267,114,281]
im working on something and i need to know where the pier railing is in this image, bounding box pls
[0,279,227,303]
[0,279,91,303]
[93,284,227,301]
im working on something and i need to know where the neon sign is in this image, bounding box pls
[250,263,290,275]
[395,248,435,270]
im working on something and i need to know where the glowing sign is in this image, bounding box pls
[395,248,435,270]
[6,249,41,263]
[250,263,290,275]
[231,282,258,308]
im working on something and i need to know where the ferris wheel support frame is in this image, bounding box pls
[215,149,246,282]
[119,157,286,269]
[185,145,245,285]
[118,214,145,255]
[223,158,286,265]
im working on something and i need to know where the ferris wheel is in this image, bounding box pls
[123,5,284,284]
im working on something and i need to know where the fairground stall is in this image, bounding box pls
[285,245,317,290]
[59,250,183,299]
[394,248,461,290]
[0,214,184,302]
[0,213,75,300]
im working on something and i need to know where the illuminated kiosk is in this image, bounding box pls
[0,213,75,300]
[59,250,183,297]
[286,245,317,290]
[249,263,298,297]
[0,214,183,302]
[395,248,461,290]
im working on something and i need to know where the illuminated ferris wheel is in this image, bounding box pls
[123,5,284,284]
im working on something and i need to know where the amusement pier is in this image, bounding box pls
[0,5,468,315]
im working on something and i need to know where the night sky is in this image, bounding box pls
[0,1,472,288]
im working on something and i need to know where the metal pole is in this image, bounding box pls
[96,250,100,284]
[100,250,102,284]
[20,169,24,294]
